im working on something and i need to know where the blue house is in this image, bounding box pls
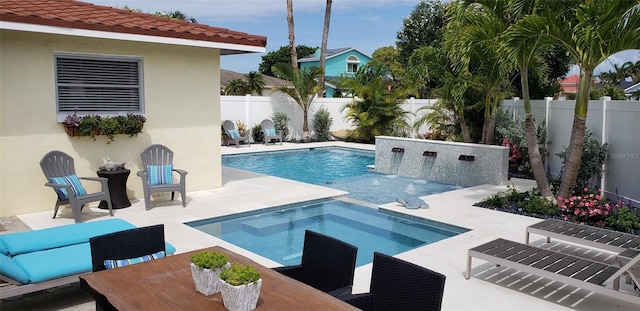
[298,47,371,97]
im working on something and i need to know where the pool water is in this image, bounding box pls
[187,199,468,267]
[222,147,461,205]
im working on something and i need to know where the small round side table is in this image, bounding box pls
[97,168,131,209]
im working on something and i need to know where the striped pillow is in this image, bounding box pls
[49,175,87,200]
[147,165,173,185]
[104,251,165,269]
[265,129,276,136]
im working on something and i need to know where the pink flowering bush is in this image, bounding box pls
[557,187,626,227]
[502,138,522,163]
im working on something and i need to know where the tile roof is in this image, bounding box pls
[0,0,266,53]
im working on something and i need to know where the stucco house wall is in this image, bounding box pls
[0,30,221,217]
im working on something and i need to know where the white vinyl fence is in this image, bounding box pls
[221,95,437,139]
[503,97,639,204]
[222,95,639,203]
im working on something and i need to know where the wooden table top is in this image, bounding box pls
[80,246,359,311]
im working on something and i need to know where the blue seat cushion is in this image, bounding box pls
[265,128,276,136]
[0,219,136,256]
[11,243,93,284]
[147,165,173,185]
[0,253,30,284]
[49,175,87,200]
[0,242,177,284]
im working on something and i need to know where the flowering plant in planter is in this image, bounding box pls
[62,113,146,143]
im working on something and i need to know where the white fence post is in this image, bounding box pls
[600,96,611,197]
[512,97,519,121]
[245,94,252,127]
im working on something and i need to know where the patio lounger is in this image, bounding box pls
[0,219,176,299]
[526,218,640,254]
[466,238,640,305]
[223,120,251,148]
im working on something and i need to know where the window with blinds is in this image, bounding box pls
[55,54,143,115]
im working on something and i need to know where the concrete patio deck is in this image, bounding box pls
[1,141,637,310]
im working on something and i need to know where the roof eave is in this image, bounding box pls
[0,21,266,54]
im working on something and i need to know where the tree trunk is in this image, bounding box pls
[287,0,298,71]
[318,0,332,97]
[558,69,593,199]
[302,108,309,141]
[558,114,587,199]
[460,116,471,143]
[520,69,552,198]
[481,94,491,144]
[485,114,496,145]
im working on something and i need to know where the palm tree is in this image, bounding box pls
[448,1,512,145]
[244,71,265,95]
[468,0,554,198]
[518,0,640,199]
[286,0,298,70]
[318,0,333,97]
[272,63,323,140]
[340,65,411,143]
[224,79,248,95]
[409,46,475,143]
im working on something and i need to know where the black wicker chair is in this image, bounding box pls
[340,252,446,311]
[273,230,358,296]
[84,224,168,311]
[88,224,167,272]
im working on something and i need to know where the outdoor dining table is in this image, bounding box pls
[79,246,359,310]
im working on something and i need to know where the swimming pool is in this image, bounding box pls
[186,199,468,267]
[222,147,461,204]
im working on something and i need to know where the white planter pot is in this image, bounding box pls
[190,262,230,296]
[220,278,262,311]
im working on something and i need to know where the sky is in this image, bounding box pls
[90,0,639,76]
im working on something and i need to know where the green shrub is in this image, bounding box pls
[522,196,557,216]
[495,108,549,177]
[272,112,290,141]
[478,193,508,209]
[78,115,100,139]
[190,251,229,270]
[556,129,608,192]
[251,124,264,143]
[503,185,528,202]
[313,107,333,141]
[98,117,121,144]
[606,207,640,234]
[220,264,261,286]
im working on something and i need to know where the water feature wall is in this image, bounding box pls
[375,136,509,187]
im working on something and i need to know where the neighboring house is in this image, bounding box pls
[298,47,372,97]
[559,74,580,94]
[0,0,266,217]
[625,82,640,100]
[220,69,292,96]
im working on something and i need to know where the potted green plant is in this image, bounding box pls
[117,114,146,137]
[219,263,262,311]
[77,115,101,140]
[190,251,230,296]
[98,116,120,144]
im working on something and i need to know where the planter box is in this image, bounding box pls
[220,279,262,311]
[190,262,230,296]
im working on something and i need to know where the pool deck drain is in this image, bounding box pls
[4,141,638,311]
